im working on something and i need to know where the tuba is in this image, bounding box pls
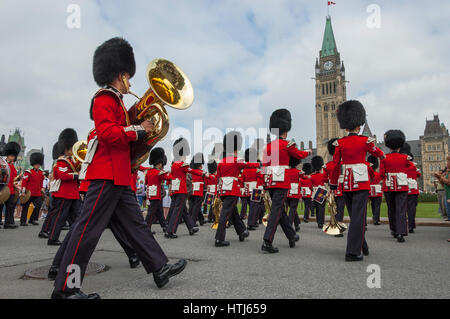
[72,140,88,172]
[322,192,347,235]
[127,59,194,171]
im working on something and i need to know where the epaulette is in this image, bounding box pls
[407,155,413,161]
[181,162,189,167]
[287,140,296,148]
[366,137,376,144]
[332,140,339,147]
[158,170,167,175]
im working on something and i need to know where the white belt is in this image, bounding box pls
[266,165,289,182]
[171,178,181,191]
[387,173,408,186]
[245,181,257,191]
[342,163,369,182]
[220,177,238,191]
[408,178,418,190]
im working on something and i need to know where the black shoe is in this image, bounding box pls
[151,231,156,235]
[29,221,39,226]
[345,254,364,262]
[129,256,140,269]
[409,229,415,234]
[247,225,257,231]
[397,235,405,243]
[295,225,300,232]
[51,290,100,299]
[303,219,309,223]
[162,227,167,233]
[318,224,323,228]
[4,224,18,229]
[374,221,380,225]
[48,266,58,280]
[47,239,62,246]
[153,259,187,289]
[391,231,398,238]
[38,231,48,239]
[261,241,279,253]
[199,221,205,226]
[164,233,178,239]
[193,223,199,227]
[189,227,199,236]
[362,246,369,256]
[239,230,249,242]
[20,223,28,227]
[215,240,230,247]
[334,233,344,238]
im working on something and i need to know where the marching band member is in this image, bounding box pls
[367,155,383,225]
[20,152,45,226]
[300,163,313,223]
[166,138,205,238]
[380,130,411,242]
[145,147,172,233]
[242,148,263,231]
[205,160,218,222]
[0,142,21,229]
[189,153,206,226]
[310,156,327,229]
[52,37,186,299]
[261,109,310,253]
[400,143,421,233]
[325,139,345,223]
[286,156,302,232]
[45,129,81,246]
[330,100,384,261]
[214,131,258,247]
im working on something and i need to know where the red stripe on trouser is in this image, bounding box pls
[50,199,66,238]
[268,191,286,242]
[62,181,106,291]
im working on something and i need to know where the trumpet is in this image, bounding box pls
[127,59,194,171]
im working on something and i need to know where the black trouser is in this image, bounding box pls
[384,191,408,236]
[145,200,167,231]
[53,180,168,293]
[303,198,312,220]
[335,196,345,222]
[48,198,81,242]
[312,201,325,225]
[258,201,265,223]
[407,194,418,230]
[215,196,246,241]
[369,197,382,223]
[167,193,195,234]
[240,197,248,219]
[263,189,296,243]
[287,198,300,227]
[189,196,204,223]
[0,194,17,225]
[247,199,261,227]
[343,191,369,256]
[21,196,42,224]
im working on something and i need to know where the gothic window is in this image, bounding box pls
[437,144,441,151]
[322,84,325,95]
[317,104,321,110]
[324,113,328,118]
[427,145,431,151]
[331,103,335,111]
[324,104,328,112]
[333,82,336,93]
[326,83,329,95]
[432,145,436,151]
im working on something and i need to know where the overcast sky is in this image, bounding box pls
[1,0,449,168]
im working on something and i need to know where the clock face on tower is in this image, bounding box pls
[324,61,334,71]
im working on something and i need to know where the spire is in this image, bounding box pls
[321,16,337,58]
[362,121,373,138]
[340,61,345,71]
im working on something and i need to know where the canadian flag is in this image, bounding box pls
[328,1,336,5]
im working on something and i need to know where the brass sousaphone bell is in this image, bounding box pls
[72,140,88,171]
[127,59,194,171]
[322,193,347,235]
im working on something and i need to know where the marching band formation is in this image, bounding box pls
[0,37,422,299]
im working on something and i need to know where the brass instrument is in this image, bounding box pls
[0,157,10,204]
[211,196,222,230]
[19,189,31,205]
[322,192,347,235]
[72,140,88,172]
[262,190,272,227]
[127,59,194,171]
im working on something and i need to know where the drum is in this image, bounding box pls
[203,192,214,206]
[312,186,328,205]
[250,189,262,202]
[0,157,11,204]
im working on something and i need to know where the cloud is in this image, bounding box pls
[0,0,449,168]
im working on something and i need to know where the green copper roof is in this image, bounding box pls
[321,17,337,57]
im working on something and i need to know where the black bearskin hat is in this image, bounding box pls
[223,131,242,155]
[337,100,366,130]
[58,128,78,152]
[289,156,302,169]
[162,155,168,166]
[30,152,44,166]
[149,147,166,166]
[311,155,324,172]
[52,142,62,160]
[269,109,292,135]
[302,163,312,175]
[399,142,411,155]
[367,155,379,170]
[384,130,405,150]
[207,160,217,174]
[190,153,204,169]
[173,137,190,158]
[327,138,338,156]
[93,37,136,87]
[244,148,258,163]
[4,142,20,158]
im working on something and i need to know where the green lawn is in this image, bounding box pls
[237,202,442,219]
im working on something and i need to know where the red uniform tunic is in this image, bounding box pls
[324,161,343,197]
[52,157,80,200]
[406,162,421,195]
[262,139,310,189]
[331,135,384,192]
[300,175,313,198]
[145,168,172,200]
[169,161,204,195]
[22,168,44,197]
[242,167,264,197]
[216,156,259,197]
[84,90,140,186]
[369,171,383,198]
[130,171,138,193]
[286,168,302,199]
[380,152,412,192]
[190,169,205,197]
[238,176,248,197]
[205,174,217,195]
[6,161,17,195]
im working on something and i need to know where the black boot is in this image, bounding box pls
[47,239,62,246]
[129,256,140,269]
[38,231,48,239]
[153,259,187,288]
[247,225,257,231]
[334,233,344,238]
[345,254,363,262]
[164,233,178,239]
[238,230,249,242]
[48,266,58,280]
[51,290,100,299]
[261,241,279,253]
[215,240,230,247]
[189,227,199,236]
[362,246,369,256]
[295,225,300,232]
[409,229,414,234]
[4,224,18,229]
[397,235,405,243]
